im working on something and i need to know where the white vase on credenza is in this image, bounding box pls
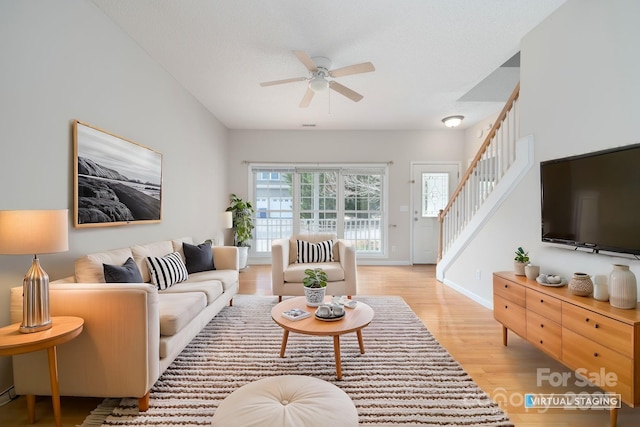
[609,264,637,309]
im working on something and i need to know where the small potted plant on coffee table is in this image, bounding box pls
[303,268,327,307]
[513,246,529,276]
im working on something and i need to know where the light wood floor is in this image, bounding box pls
[1,265,639,426]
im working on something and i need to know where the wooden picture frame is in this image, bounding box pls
[73,120,162,228]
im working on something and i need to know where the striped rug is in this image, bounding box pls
[83,295,513,426]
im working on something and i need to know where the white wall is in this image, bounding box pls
[228,130,466,263]
[0,0,229,391]
[445,0,640,305]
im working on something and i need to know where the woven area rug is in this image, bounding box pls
[82,295,512,426]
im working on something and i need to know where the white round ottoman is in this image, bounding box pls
[211,375,358,427]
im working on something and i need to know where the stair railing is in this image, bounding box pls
[438,83,520,261]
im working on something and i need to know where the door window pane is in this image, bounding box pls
[422,173,448,217]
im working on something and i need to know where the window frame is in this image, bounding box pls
[249,163,388,259]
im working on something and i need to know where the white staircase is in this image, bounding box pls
[436,83,535,281]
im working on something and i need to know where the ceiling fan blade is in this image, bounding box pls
[329,62,375,78]
[299,88,315,108]
[260,77,307,87]
[293,50,318,72]
[329,81,363,102]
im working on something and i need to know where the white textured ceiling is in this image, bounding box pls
[91,0,565,130]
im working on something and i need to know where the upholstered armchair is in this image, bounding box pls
[271,233,357,301]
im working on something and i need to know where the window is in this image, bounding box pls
[251,164,386,256]
[253,169,293,252]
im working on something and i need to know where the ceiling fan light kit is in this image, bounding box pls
[442,115,464,128]
[260,50,375,107]
[309,75,329,93]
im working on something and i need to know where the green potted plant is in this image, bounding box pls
[226,194,255,269]
[303,268,328,307]
[513,246,529,276]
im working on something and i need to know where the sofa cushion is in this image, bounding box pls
[75,247,134,283]
[296,239,334,263]
[157,292,207,337]
[131,240,174,282]
[183,242,215,273]
[161,280,223,304]
[146,252,189,290]
[284,262,345,283]
[103,257,143,283]
[187,269,238,292]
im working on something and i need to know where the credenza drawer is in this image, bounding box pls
[493,277,526,306]
[494,294,526,338]
[562,302,634,358]
[526,288,562,324]
[526,310,562,359]
[562,328,633,405]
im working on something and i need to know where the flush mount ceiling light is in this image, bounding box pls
[442,115,464,128]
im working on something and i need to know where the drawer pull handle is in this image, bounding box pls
[505,305,508,309]
[540,299,544,303]
[540,340,544,344]
[504,284,508,288]
[594,324,599,329]
[540,324,544,328]
[586,318,590,323]
[594,352,599,357]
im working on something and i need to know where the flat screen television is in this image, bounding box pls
[540,143,640,256]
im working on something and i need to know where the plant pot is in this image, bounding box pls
[304,287,326,307]
[514,261,526,276]
[238,246,249,270]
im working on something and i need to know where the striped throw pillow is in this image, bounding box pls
[296,239,334,263]
[146,252,189,290]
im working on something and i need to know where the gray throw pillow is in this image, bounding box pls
[183,241,215,274]
[103,257,143,283]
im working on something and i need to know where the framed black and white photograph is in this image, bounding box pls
[73,120,163,228]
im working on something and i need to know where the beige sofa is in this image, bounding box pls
[271,233,357,301]
[10,237,238,411]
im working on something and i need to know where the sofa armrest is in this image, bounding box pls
[271,239,289,289]
[337,239,357,293]
[10,282,160,399]
[212,246,239,271]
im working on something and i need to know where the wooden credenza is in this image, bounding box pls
[493,271,640,426]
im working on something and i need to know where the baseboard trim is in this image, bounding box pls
[441,278,493,310]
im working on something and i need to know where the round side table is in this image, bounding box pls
[0,316,84,427]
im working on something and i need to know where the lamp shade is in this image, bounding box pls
[223,211,233,229]
[0,210,69,255]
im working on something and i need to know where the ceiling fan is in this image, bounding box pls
[260,50,375,108]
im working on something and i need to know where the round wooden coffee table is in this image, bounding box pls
[271,296,374,379]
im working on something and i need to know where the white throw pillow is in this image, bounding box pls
[146,252,189,290]
[296,239,334,263]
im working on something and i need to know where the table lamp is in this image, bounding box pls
[0,210,69,333]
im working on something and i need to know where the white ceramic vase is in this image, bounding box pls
[593,275,609,302]
[609,264,637,309]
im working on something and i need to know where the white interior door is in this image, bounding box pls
[412,163,458,264]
